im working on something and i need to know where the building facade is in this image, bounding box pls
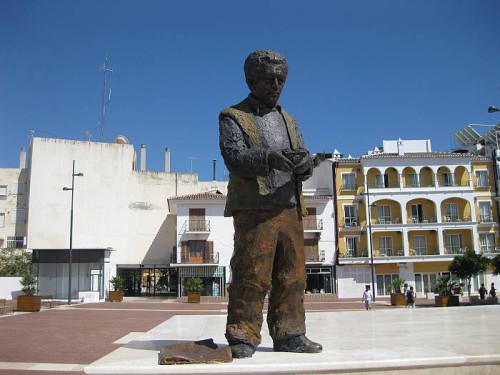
[335,140,500,298]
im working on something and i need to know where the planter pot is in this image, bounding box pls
[187,291,201,303]
[390,293,407,306]
[108,291,123,302]
[435,295,460,307]
[16,295,42,312]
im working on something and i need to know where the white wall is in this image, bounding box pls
[0,168,28,248]
[0,277,22,299]
[26,138,224,279]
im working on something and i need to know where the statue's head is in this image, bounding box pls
[244,50,288,108]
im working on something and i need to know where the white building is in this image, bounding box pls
[13,137,227,300]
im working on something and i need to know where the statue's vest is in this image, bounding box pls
[220,100,307,217]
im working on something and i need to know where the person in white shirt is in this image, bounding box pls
[362,285,373,310]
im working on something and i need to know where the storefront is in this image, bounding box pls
[305,266,333,294]
[32,248,112,300]
[177,265,226,297]
[117,265,178,297]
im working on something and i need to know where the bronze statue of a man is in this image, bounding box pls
[219,50,322,358]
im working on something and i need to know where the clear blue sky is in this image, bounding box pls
[1,0,500,181]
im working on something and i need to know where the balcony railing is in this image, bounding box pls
[303,218,323,231]
[444,247,467,255]
[340,250,368,258]
[409,248,439,256]
[341,217,359,227]
[478,214,494,223]
[185,220,210,232]
[305,250,325,262]
[171,252,219,264]
[442,216,471,223]
[480,247,500,254]
[340,184,357,192]
[6,236,26,248]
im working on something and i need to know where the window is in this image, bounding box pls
[379,237,393,256]
[413,236,427,255]
[188,208,207,231]
[444,203,459,222]
[479,202,491,222]
[11,209,26,224]
[0,185,7,198]
[442,172,454,187]
[0,213,5,227]
[411,204,424,223]
[181,240,215,263]
[341,173,356,190]
[345,237,358,257]
[376,274,399,296]
[475,170,488,188]
[11,182,24,195]
[304,238,319,261]
[376,205,391,223]
[479,234,496,253]
[343,205,358,227]
[374,174,389,188]
[445,234,462,254]
[407,173,421,187]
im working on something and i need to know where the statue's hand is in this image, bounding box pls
[269,151,294,172]
[294,153,313,175]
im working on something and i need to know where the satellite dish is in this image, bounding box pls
[114,135,129,144]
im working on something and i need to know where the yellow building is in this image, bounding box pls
[334,140,499,298]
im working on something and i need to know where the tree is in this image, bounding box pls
[448,249,490,297]
[0,248,32,277]
[491,254,500,276]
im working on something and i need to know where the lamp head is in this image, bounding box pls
[488,106,499,113]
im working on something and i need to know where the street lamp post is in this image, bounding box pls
[365,183,376,302]
[63,160,84,305]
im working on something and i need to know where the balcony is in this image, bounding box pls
[6,236,26,249]
[340,249,368,258]
[478,215,495,224]
[376,249,405,257]
[409,248,439,256]
[171,252,219,264]
[441,216,472,223]
[303,218,323,231]
[341,217,359,228]
[480,247,500,255]
[444,247,468,255]
[182,220,211,233]
[305,250,325,263]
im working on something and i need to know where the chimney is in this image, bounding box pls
[19,147,26,169]
[140,144,146,171]
[212,159,216,181]
[165,148,171,173]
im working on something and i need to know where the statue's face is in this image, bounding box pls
[247,64,287,108]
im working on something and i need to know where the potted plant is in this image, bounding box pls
[17,273,42,312]
[108,276,124,302]
[434,275,460,307]
[185,277,203,303]
[389,277,406,306]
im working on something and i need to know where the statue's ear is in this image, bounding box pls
[246,76,255,91]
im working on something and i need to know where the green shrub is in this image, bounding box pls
[185,277,203,292]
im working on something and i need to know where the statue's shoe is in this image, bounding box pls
[273,334,322,353]
[230,343,256,358]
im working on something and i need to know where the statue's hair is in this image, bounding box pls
[244,50,288,79]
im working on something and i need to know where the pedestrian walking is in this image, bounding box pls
[489,282,496,298]
[362,285,373,311]
[406,286,415,309]
[478,283,487,300]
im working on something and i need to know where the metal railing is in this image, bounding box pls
[303,218,323,231]
[480,247,500,254]
[341,217,359,227]
[340,250,368,258]
[171,252,220,264]
[305,250,325,262]
[185,220,210,232]
[478,214,494,223]
[6,236,26,248]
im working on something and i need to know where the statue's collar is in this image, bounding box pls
[247,94,281,115]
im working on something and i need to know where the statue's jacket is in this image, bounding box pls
[219,95,311,218]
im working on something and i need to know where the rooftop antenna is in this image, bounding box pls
[85,131,93,141]
[98,54,113,142]
[185,156,199,173]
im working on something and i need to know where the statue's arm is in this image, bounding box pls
[219,116,270,177]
